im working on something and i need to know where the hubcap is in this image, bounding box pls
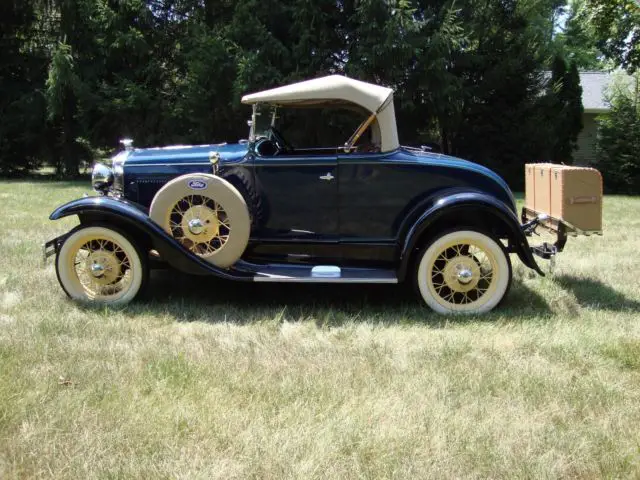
[90,262,105,277]
[457,268,473,284]
[188,218,205,235]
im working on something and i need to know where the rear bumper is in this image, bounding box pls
[521,206,603,237]
[520,207,570,270]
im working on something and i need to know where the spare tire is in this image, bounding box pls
[149,173,251,268]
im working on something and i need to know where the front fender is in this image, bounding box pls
[398,191,544,279]
[49,196,252,280]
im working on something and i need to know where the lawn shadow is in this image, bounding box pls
[499,278,553,316]
[104,270,553,327]
[553,274,640,312]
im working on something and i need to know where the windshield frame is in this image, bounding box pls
[248,104,278,143]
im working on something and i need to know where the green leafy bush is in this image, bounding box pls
[596,74,640,193]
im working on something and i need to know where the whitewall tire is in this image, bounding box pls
[416,230,511,314]
[149,173,251,268]
[56,225,147,304]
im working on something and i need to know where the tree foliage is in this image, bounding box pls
[596,74,640,193]
[585,0,640,73]
[0,0,600,187]
[0,0,48,175]
[547,56,584,163]
[556,0,606,70]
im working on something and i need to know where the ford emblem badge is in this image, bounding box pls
[187,179,207,190]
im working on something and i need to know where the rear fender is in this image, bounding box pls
[49,196,252,280]
[398,191,544,280]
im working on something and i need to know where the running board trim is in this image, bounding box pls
[253,275,398,284]
[233,261,398,284]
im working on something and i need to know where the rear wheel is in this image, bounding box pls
[55,225,148,304]
[416,229,511,314]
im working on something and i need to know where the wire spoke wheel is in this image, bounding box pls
[168,194,231,256]
[149,174,251,268]
[431,243,493,306]
[417,230,511,314]
[56,226,147,304]
[73,238,133,298]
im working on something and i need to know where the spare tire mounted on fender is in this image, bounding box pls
[149,173,251,268]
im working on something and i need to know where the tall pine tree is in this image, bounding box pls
[548,55,584,163]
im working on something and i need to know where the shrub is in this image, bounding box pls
[596,73,640,194]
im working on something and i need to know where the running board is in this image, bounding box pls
[234,262,398,283]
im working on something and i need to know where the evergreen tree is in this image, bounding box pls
[451,0,562,185]
[562,62,584,161]
[0,0,598,186]
[546,56,583,163]
[0,0,48,175]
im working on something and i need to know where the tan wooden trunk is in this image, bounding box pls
[524,164,535,209]
[549,165,603,232]
[524,163,555,214]
[525,163,603,233]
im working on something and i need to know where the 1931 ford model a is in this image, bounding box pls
[44,75,600,314]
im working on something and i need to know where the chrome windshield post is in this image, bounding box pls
[248,103,258,142]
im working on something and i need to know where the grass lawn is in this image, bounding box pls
[1,179,639,478]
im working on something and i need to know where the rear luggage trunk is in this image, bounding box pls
[524,163,603,234]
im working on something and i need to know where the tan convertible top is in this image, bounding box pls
[241,75,400,152]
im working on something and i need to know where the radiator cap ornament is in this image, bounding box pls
[120,138,134,151]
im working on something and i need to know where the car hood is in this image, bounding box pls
[124,142,249,165]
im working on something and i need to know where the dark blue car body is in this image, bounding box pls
[46,74,549,314]
[50,141,542,281]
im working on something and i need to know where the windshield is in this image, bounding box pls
[247,104,380,154]
[249,104,276,141]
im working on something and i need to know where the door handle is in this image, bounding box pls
[319,172,335,181]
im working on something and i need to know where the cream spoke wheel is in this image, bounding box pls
[55,226,147,304]
[416,230,511,314]
[149,173,251,268]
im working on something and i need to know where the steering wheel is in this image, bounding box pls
[268,127,294,153]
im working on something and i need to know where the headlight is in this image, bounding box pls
[92,163,113,192]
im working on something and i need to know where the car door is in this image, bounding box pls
[337,150,402,266]
[247,151,339,263]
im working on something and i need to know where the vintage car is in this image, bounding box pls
[44,75,582,314]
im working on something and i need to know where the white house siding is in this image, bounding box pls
[574,112,600,165]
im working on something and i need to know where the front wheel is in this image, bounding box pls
[416,230,512,314]
[55,225,148,304]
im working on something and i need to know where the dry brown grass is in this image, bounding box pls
[1,180,639,478]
